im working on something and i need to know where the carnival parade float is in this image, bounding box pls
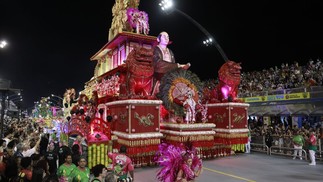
[32,97,65,141]
[204,61,250,155]
[61,0,249,168]
[87,116,112,169]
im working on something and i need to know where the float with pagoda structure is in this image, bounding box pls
[62,0,249,168]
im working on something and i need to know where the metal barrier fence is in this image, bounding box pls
[251,135,322,161]
[250,143,269,155]
[270,146,307,161]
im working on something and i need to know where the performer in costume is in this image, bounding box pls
[307,130,317,165]
[108,145,134,182]
[183,90,196,123]
[70,157,90,182]
[152,31,191,95]
[176,153,202,182]
[292,130,304,160]
[57,154,77,182]
[156,141,202,182]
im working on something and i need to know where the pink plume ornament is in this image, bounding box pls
[126,8,149,35]
[155,142,202,182]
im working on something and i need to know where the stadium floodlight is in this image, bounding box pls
[0,40,7,49]
[158,0,229,62]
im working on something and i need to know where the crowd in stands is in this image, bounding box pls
[239,58,323,153]
[239,59,323,96]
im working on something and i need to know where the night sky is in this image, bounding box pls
[1,0,323,110]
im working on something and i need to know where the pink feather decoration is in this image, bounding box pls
[126,8,149,30]
[155,142,202,182]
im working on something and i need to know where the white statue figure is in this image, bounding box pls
[183,90,196,124]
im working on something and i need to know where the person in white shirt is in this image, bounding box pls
[22,137,41,157]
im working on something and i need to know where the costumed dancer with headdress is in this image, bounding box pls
[155,141,202,182]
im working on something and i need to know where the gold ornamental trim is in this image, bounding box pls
[117,138,160,147]
[161,129,215,136]
[112,131,163,139]
[215,133,248,138]
[105,99,162,106]
[165,135,214,142]
[161,123,215,129]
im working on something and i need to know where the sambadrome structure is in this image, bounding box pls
[64,0,249,168]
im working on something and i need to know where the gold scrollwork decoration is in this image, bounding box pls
[134,112,154,127]
[213,113,226,123]
[232,113,245,123]
[119,111,128,123]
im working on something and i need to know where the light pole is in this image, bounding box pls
[159,0,229,62]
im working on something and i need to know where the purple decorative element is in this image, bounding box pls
[126,8,149,35]
[126,8,137,28]
[155,142,202,182]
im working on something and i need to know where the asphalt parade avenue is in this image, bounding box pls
[134,152,323,182]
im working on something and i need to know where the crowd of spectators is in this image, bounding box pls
[239,59,323,97]
[0,118,115,182]
[238,58,323,154]
[248,116,322,152]
[1,58,323,181]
